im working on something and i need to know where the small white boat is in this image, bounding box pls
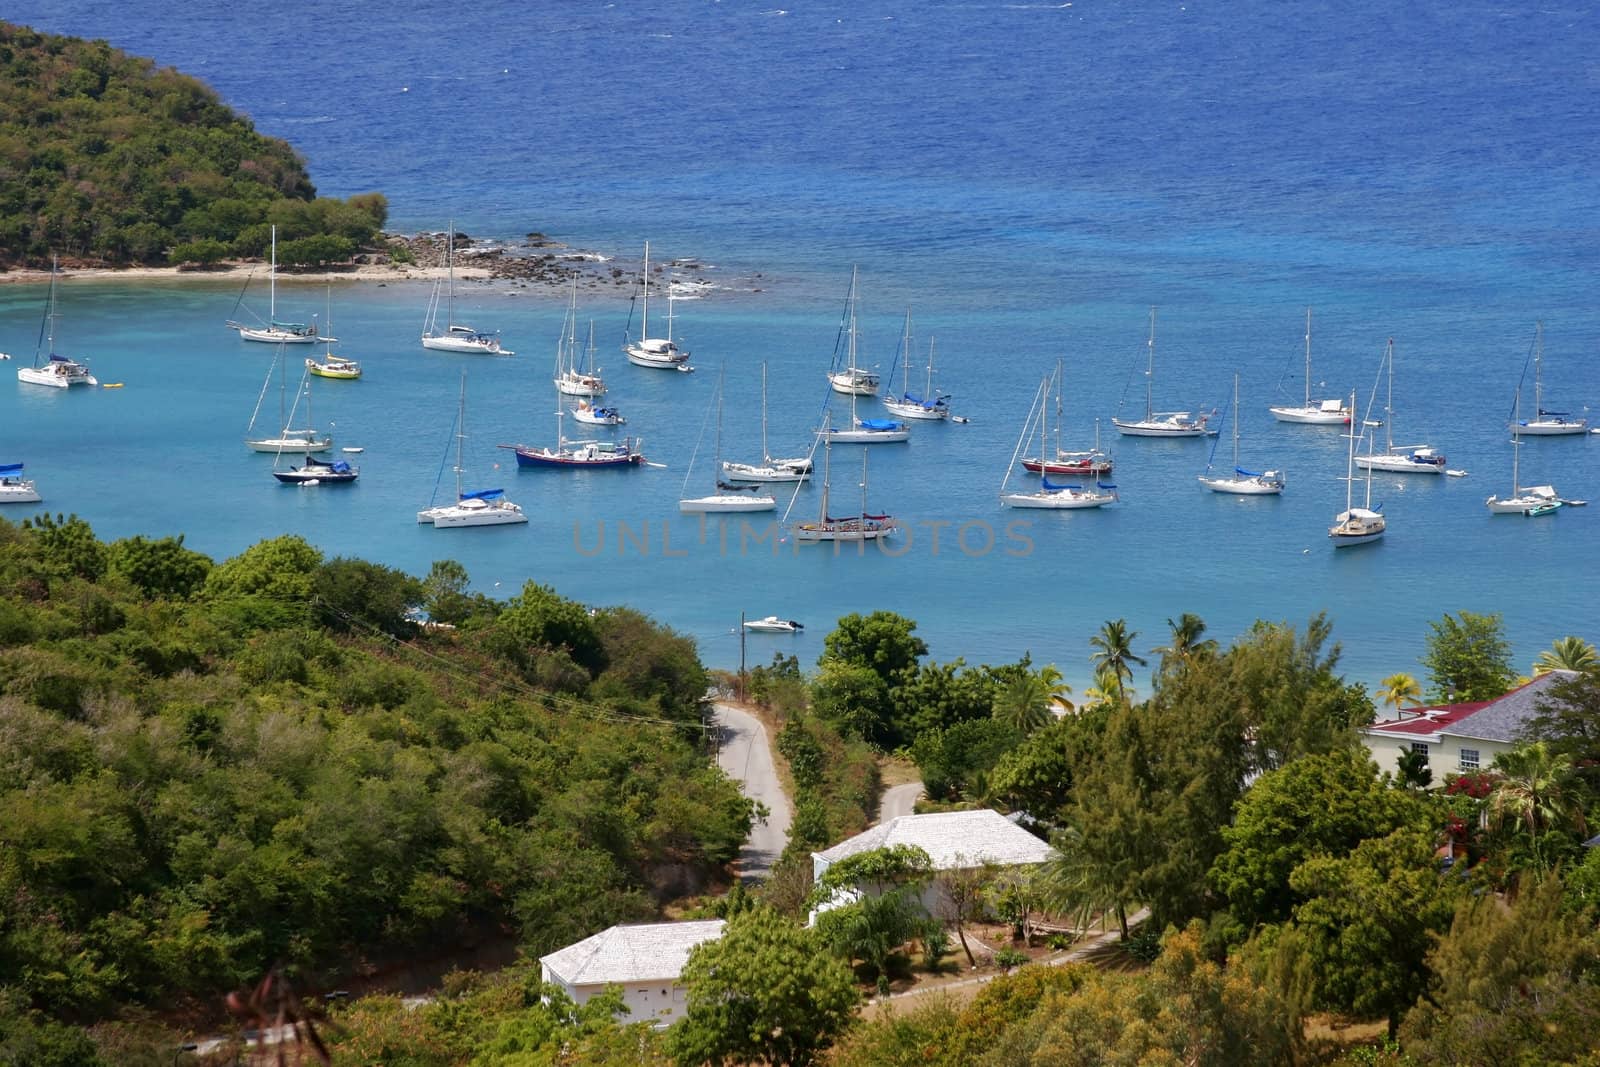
[0,463,41,504]
[1000,373,1116,509]
[824,270,880,396]
[573,399,626,426]
[1356,339,1445,474]
[822,275,909,443]
[1487,387,1563,516]
[622,242,693,369]
[418,374,528,527]
[1112,309,1215,438]
[681,370,777,513]
[1269,309,1350,424]
[305,287,360,379]
[1515,322,1587,436]
[1330,391,1386,547]
[744,616,804,633]
[17,259,97,389]
[1199,375,1286,495]
[227,227,329,344]
[245,350,332,453]
[554,282,607,396]
[421,225,512,355]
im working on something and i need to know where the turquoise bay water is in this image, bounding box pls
[3,2,1598,689]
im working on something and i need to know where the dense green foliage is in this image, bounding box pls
[0,22,385,265]
[1420,610,1515,703]
[0,518,748,1044]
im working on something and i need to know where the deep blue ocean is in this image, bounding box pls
[3,1,1598,692]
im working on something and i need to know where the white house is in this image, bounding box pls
[538,919,724,1028]
[1359,671,1574,780]
[811,809,1058,920]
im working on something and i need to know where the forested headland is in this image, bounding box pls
[0,22,386,268]
[0,515,750,1060]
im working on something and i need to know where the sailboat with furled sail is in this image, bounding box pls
[1269,308,1349,424]
[1330,391,1385,547]
[421,224,512,355]
[882,312,952,420]
[788,418,897,542]
[1001,374,1117,509]
[16,258,97,388]
[245,346,332,453]
[1198,373,1285,494]
[1112,307,1214,437]
[1356,338,1445,474]
[1022,357,1112,476]
[623,242,692,369]
[227,226,328,344]
[680,369,777,513]
[418,373,527,527]
[1516,321,1587,435]
[723,363,812,482]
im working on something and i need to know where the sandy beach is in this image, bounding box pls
[0,262,491,287]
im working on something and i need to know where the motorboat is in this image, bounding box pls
[744,616,803,633]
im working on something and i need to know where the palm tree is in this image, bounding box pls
[1488,741,1589,878]
[1154,612,1217,667]
[1533,636,1599,676]
[1083,663,1125,708]
[992,664,1073,735]
[1090,619,1147,698]
[1377,672,1423,713]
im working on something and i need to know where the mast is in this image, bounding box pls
[714,365,725,490]
[1231,373,1241,470]
[640,242,651,339]
[1533,320,1544,417]
[847,276,860,427]
[925,336,937,402]
[1384,339,1395,454]
[1303,307,1313,408]
[268,226,278,323]
[1053,357,1064,456]
[584,320,597,374]
[860,449,869,525]
[1344,390,1357,516]
[899,310,913,398]
[760,363,771,462]
[817,434,832,524]
[445,223,456,329]
[1145,307,1157,420]
[1510,389,1522,496]
[1040,368,1051,460]
[455,372,467,500]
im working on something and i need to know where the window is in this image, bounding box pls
[1459,748,1480,771]
[1410,742,1429,757]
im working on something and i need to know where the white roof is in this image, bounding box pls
[539,919,725,987]
[814,809,1057,871]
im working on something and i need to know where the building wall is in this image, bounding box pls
[541,966,689,1028]
[1361,733,1514,780]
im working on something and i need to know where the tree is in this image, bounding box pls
[821,611,927,684]
[1420,610,1514,702]
[1286,828,1462,1034]
[1532,635,1599,675]
[495,580,606,676]
[311,556,422,638]
[1519,668,1600,795]
[935,857,1000,967]
[1155,612,1217,671]
[1089,618,1146,698]
[671,907,859,1067]
[1487,741,1588,878]
[1377,672,1422,712]
[815,889,926,995]
[1209,749,1430,933]
[1393,746,1432,790]
[105,533,211,599]
[988,710,1103,822]
[991,663,1070,735]
[1399,878,1600,1065]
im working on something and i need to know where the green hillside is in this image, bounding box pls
[0,22,384,268]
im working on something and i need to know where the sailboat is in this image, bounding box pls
[1000,375,1117,509]
[274,453,359,486]
[0,463,41,504]
[418,373,527,527]
[623,242,692,369]
[1199,374,1285,494]
[1487,384,1563,516]
[1516,322,1587,436]
[822,274,908,442]
[790,425,897,542]
[826,269,880,396]
[227,226,326,344]
[16,258,97,388]
[506,366,645,469]
[1111,307,1214,437]
[882,314,951,420]
[1330,391,1385,547]
[1269,308,1350,424]
[554,281,606,397]
[421,225,512,355]
[680,370,777,513]
[305,285,361,380]
[722,363,813,483]
[244,347,332,453]
[1355,339,1445,474]
[1021,357,1112,476]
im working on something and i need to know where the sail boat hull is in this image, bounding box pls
[18,363,95,388]
[822,426,910,443]
[557,375,606,396]
[1022,455,1112,476]
[1112,415,1213,437]
[423,332,510,355]
[1269,404,1349,425]
[793,520,894,541]
[239,327,319,344]
[1355,451,1444,474]
[1516,419,1588,436]
[679,494,777,513]
[248,435,332,453]
[722,460,810,483]
[511,443,643,468]
[882,397,949,419]
[1198,474,1285,495]
[1002,489,1115,509]
[829,371,879,396]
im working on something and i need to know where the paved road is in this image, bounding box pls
[877,781,925,824]
[713,703,793,882]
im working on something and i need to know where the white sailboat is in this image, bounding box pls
[1330,391,1385,547]
[882,313,951,420]
[790,430,897,542]
[1269,308,1350,424]
[16,258,97,388]
[0,463,41,504]
[244,347,332,453]
[722,364,812,483]
[1022,357,1113,476]
[305,285,361,379]
[623,242,692,369]
[421,225,512,355]
[418,373,527,527]
[1516,321,1587,436]
[1111,307,1214,437]
[1487,388,1563,516]
[1000,375,1117,509]
[680,370,777,513]
[227,226,327,344]
[826,268,880,396]
[1356,338,1445,474]
[1199,374,1286,494]
[554,281,606,397]
[822,274,908,442]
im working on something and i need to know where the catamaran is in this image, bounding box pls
[0,463,41,504]
[16,258,97,388]
[418,373,527,527]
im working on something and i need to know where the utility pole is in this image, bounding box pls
[738,610,747,703]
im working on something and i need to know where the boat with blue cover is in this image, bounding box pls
[0,463,41,504]
[274,455,359,485]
